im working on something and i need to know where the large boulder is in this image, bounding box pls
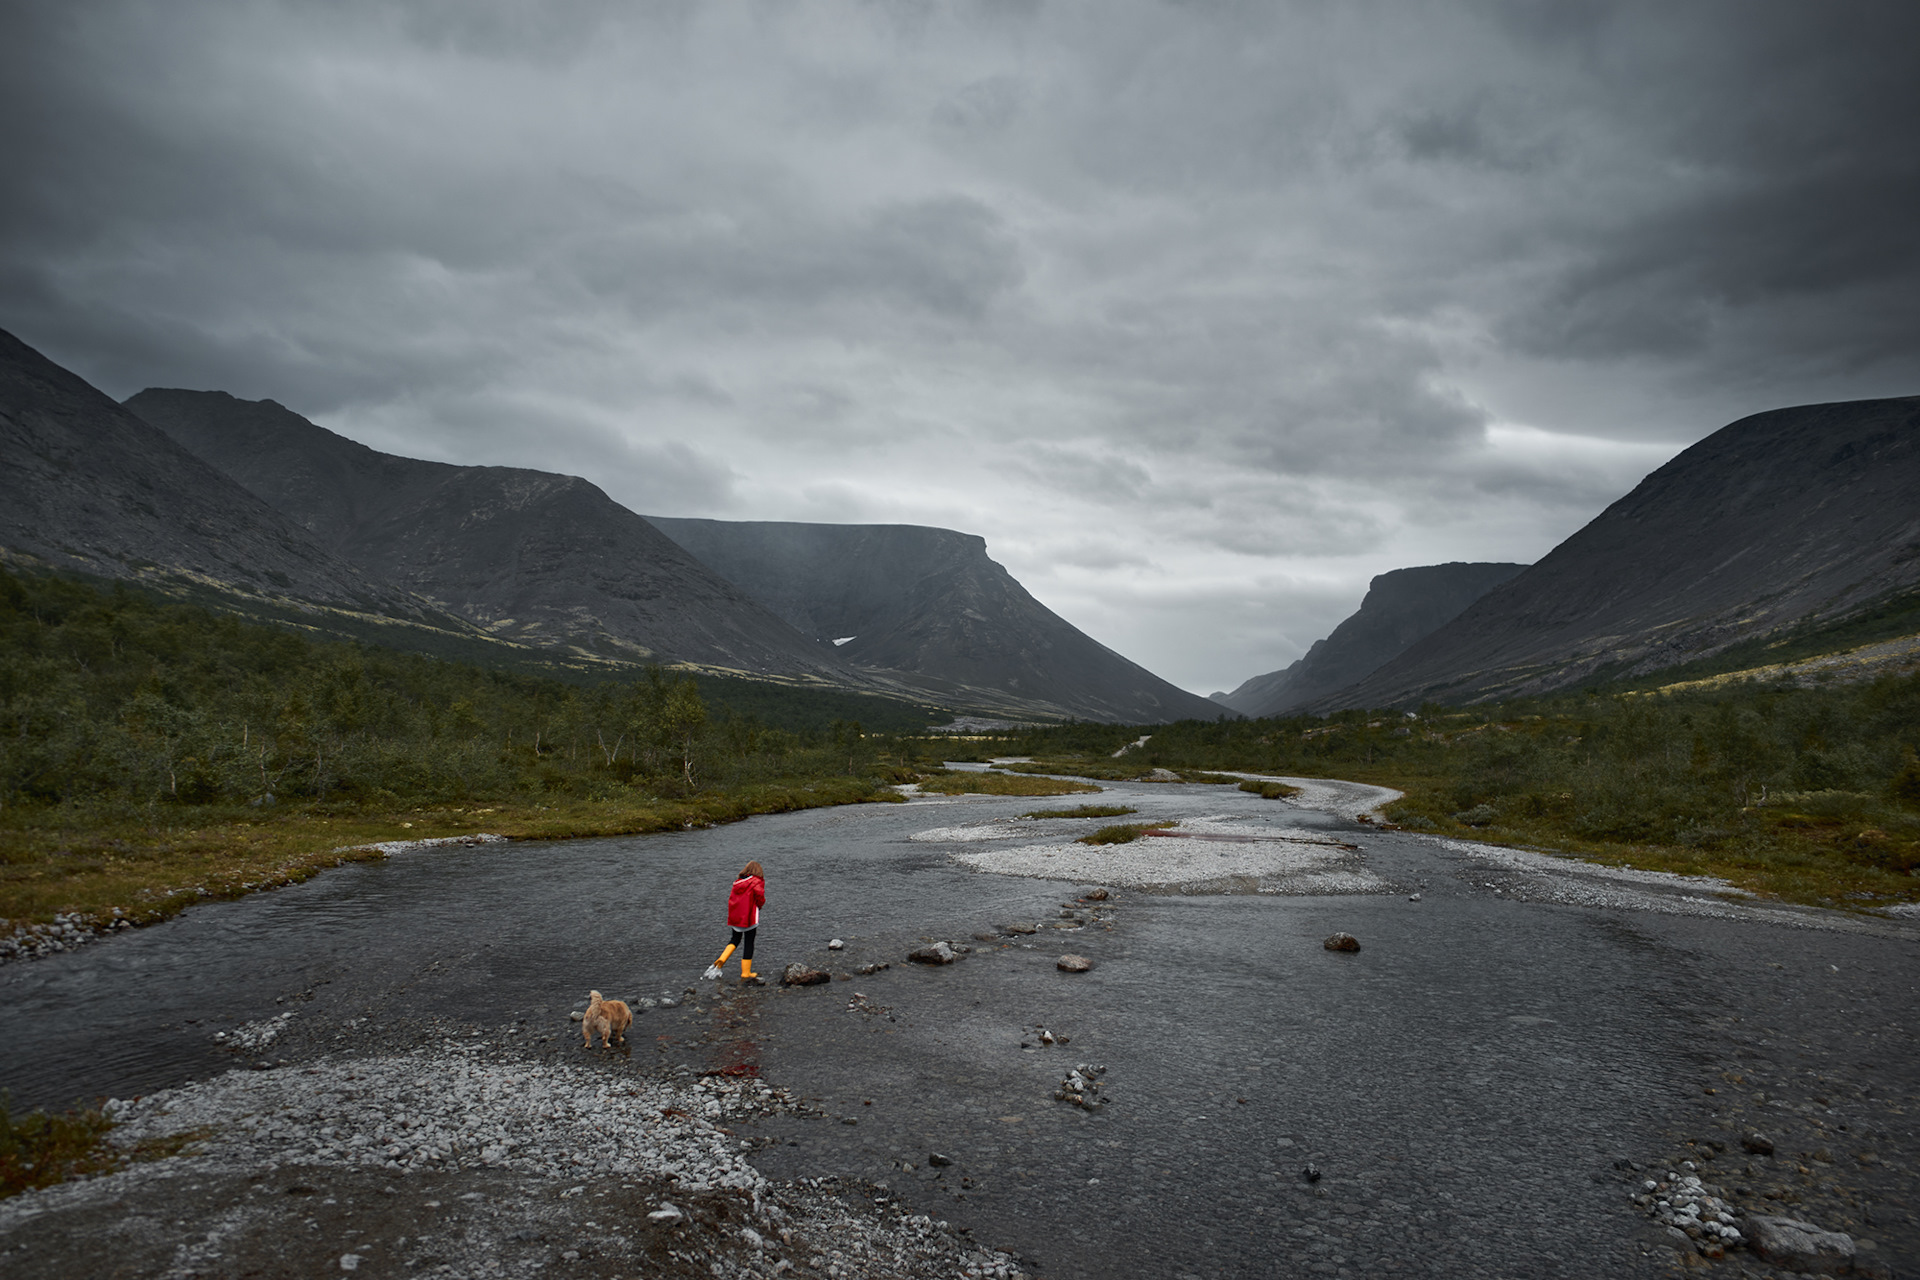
[1743,1214,1855,1274]
[781,963,831,986]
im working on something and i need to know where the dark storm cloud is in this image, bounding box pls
[2,0,1916,691]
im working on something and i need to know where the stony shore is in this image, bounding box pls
[0,1047,1024,1279]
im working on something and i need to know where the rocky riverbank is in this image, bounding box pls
[0,1047,1024,1279]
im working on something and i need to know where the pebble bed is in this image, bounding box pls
[1630,1163,1743,1258]
[0,910,134,962]
[1437,839,1916,935]
[0,1049,1024,1279]
[101,1049,789,1186]
[939,813,1389,894]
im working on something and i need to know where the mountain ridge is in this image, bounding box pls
[124,388,862,684]
[1214,561,1527,717]
[646,516,1227,724]
[1324,396,1920,709]
[0,328,469,636]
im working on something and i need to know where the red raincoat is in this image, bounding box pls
[727,875,765,929]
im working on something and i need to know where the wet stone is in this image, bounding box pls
[1322,933,1361,952]
[781,964,831,986]
[1745,1213,1855,1273]
[1057,955,1093,973]
[909,943,959,965]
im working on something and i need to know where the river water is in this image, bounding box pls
[5,774,1916,1278]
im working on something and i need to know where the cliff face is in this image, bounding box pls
[0,329,444,624]
[124,389,859,680]
[1329,396,1920,708]
[1214,562,1527,717]
[647,517,1227,724]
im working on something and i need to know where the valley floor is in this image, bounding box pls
[2,778,1915,1279]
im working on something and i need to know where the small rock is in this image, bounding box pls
[1744,1214,1855,1274]
[928,1152,953,1167]
[1084,888,1110,901]
[340,1256,363,1273]
[973,932,1001,941]
[827,938,845,950]
[1742,1132,1775,1156]
[1039,1030,1056,1045]
[1003,923,1038,935]
[1301,1164,1321,1183]
[855,962,890,975]
[781,963,831,986]
[1408,893,1422,902]
[1322,933,1361,952]
[647,1203,684,1224]
[909,942,958,965]
[1057,955,1092,972]
[741,1226,766,1249]
[568,1010,584,1021]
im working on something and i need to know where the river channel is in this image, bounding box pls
[4,771,1917,1278]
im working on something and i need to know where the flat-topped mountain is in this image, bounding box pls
[646,517,1226,723]
[125,389,857,681]
[1329,396,1920,708]
[0,329,449,627]
[1214,562,1526,717]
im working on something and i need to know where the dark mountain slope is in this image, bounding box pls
[124,390,860,681]
[644,517,1225,724]
[1214,562,1526,717]
[1329,396,1920,708]
[0,329,451,627]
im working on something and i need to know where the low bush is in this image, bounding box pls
[1020,804,1137,819]
[914,772,1100,797]
[1078,821,1178,846]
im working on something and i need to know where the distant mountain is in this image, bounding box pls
[1329,396,1920,708]
[1213,562,1527,717]
[0,329,454,630]
[124,389,860,682]
[646,517,1226,723]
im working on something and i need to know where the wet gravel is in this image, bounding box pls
[1,773,1916,1279]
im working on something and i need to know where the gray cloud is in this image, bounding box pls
[3,0,1917,694]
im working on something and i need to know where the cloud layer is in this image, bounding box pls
[4,0,1917,692]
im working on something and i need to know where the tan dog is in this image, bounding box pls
[582,989,632,1049]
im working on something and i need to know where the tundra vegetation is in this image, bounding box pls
[912,769,1100,798]
[0,570,948,933]
[996,677,1920,908]
[1078,821,1179,846]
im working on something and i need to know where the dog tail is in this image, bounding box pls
[588,989,603,1003]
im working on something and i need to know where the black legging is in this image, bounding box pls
[729,926,756,959]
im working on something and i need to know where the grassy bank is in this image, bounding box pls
[0,569,949,934]
[0,778,903,935]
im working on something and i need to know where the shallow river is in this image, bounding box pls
[4,774,1917,1278]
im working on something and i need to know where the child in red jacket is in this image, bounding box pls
[704,861,766,984]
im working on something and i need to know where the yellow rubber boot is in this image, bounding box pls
[739,958,755,981]
[715,943,737,967]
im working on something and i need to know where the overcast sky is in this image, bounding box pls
[4,1,1917,694]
